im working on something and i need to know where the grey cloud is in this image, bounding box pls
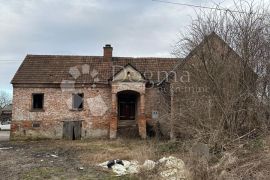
[0,0,240,92]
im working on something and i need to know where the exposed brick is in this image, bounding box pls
[12,86,161,140]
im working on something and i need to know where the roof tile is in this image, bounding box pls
[12,55,181,84]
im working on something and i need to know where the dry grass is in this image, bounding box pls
[182,135,270,180]
[32,136,270,179]
[76,139,158,165]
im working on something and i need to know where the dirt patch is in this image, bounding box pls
[0,140,133,179]
[0,139,169,179]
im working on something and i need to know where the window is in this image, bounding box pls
[32,94,44,110]
[72,93,84,110]
[32,122,41,128]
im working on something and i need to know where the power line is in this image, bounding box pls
[0,63,20,64]
[0,60,21,61]
[0,60,22,64]
[152,0,247,14]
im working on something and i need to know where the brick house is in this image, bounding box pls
[11,42,180,140]
[11,32,255,140]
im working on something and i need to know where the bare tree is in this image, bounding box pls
[0,91,12,109]
[168,0,270,143]
[173,0,270,101]
[160,2,270,179]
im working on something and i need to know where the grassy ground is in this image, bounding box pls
[0,138,184,180]
[0,136,270,179]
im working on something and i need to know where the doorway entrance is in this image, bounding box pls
[63,121,82,140]
[118,91,139,121]
[117,91,139,137]
[110,82,147,139]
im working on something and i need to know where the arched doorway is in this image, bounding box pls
[117,90,139,137]
[110,81,146,139]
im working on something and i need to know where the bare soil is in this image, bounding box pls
[0,139,141,180]
[0,138,171,180]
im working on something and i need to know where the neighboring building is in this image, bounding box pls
[11,32,255,140]
[0,104,12,122]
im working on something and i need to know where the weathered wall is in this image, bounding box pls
[11,87,112,140]
[11,85,164,139]
[145,87,165,122]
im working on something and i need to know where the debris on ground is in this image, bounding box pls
[99,160,139,176]
[98,156,189,179]
[126,160,139,174]
[0,147,13,150]
[157,156,188,180]
[50,154,58,158]
[112,164,127,176]
[107,160,124,168]
[78,167,84,170]
[141,160,155,171]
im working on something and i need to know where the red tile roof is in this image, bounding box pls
[11,55,181,85]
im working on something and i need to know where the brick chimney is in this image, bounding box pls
[103,44,113,61]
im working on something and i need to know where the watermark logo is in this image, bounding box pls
[87,95,109,116]
[61,65,108,116]
[60,64,196,116]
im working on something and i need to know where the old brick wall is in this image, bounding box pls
[11,87,112,140]
[145,88,163,122]
[11,85,167,139]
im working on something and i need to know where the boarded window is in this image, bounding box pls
[72,93,84,110]
[32,94,44,109]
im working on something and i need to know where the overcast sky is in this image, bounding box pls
[0,0,253,94]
